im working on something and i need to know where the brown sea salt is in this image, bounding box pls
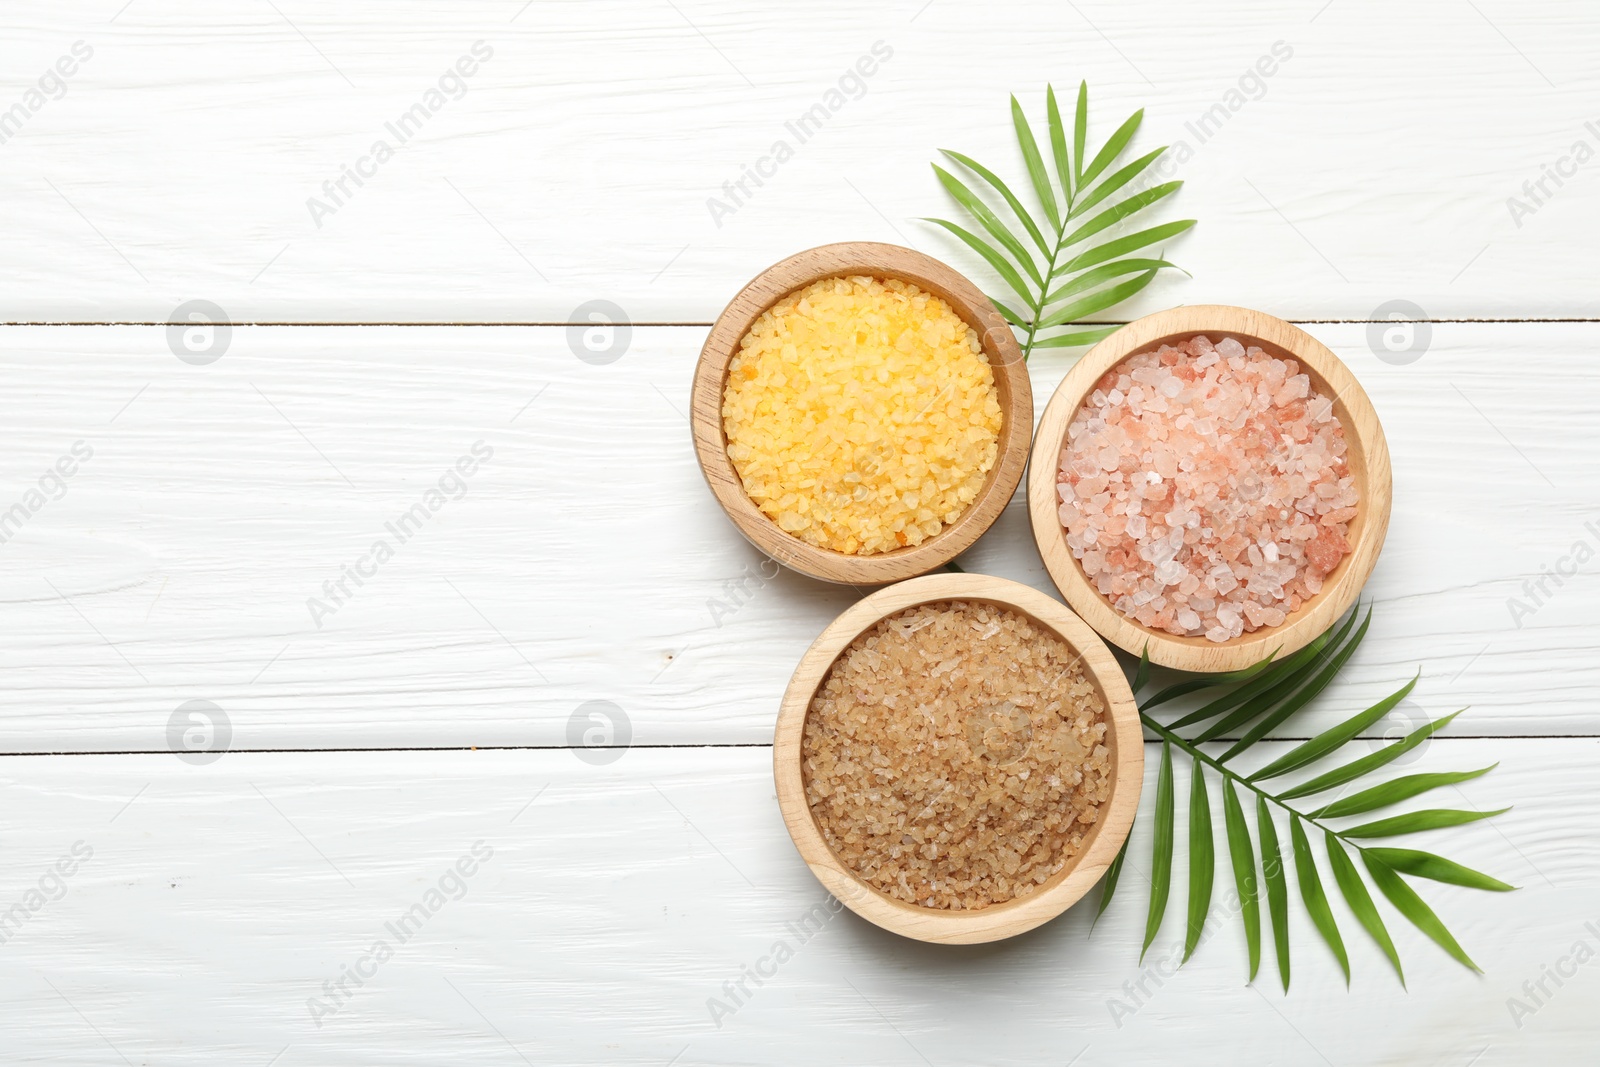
[1057,334,1358,643]
[802,601,1110,910]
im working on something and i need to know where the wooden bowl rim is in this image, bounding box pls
[691,242,1033,586]
[773,573,1144,945]
[1027,304,1393,673]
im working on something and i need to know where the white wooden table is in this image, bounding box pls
[3,2,1597,1063]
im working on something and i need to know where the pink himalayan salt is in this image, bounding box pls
[1057,334,1357,643]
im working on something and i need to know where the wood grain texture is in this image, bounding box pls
[772,574,1140,943]
[1,3,1595,1059]
[690,242,1030,585]
[0,741,1591,1064]
[1029,306,1392,671]
[0,320,1596,751]
[0,2,1596,321]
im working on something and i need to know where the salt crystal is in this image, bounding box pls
[1154,559,1185,586]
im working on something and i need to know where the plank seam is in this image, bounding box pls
[0,735,1584,758]
[1,318,1598,328]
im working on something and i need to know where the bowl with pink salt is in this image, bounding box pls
[1027,306,1392,673]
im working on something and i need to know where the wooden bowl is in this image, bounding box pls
[773,573,1143,944]
[691,242,1032,585]
[1028,305,1392,673]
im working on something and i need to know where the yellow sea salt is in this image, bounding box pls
[721,275,1003,555]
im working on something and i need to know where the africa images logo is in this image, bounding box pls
[306,441,494,628]
[305,41,495,229]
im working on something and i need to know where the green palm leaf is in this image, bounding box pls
[1132,643,1151,695]
[1063,182,1183,248]
[929,84,1192,357]
[930,165,1041,284]
[1250,672,1419,782]
[1072,145,1169,216]
[1363,853,1482,971]
[1278,710,1467,801]
[1342,808,1510,839]
[1184,762,1215,962]
[1043,257,1179,306]
[989,295,1030,328]
[939,149,1050,256]
[1058,219,1197,276]
[1363,848,1516,892]
[1036,271,1158,330]
[1257,796,1291,991]
[1220,607,1373,762]
[1188,623,1349,741]
[1010,95,1059,229]
[1080,108,1143,189]
[1046,84,1072,196]
[1310,766,1496,818]
[1291,814,1349,983]
[1095,832,1131,925]
[1031,326,1120,350]
[921,218,1034,305]
[1107,606,1515,990]
[1143,740,1175,961]
[1222,780,1261,979]
[1071,81,1088,187]
[1143,653,1275,711]
[1325,832,1404,984]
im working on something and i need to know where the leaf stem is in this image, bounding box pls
[1021,185,1077,360]
[1138,711,1374,860]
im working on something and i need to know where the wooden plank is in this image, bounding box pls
[0,321,1593,751]
[0,740,1590,1064]
[0,1,1595,321]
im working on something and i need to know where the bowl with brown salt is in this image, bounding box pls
[774,572,1143,944]
[1028,305,1393,673]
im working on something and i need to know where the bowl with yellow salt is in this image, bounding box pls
[691,242,1032,585]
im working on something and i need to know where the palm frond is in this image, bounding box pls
[1183,762,1215,962]
[1141,739,1175,961]
[1257,795,1292,990]
[1111,605,1515,989]
[1222,780,1262,979]
[928,83,1194,358]
[1326,831,1404,983]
